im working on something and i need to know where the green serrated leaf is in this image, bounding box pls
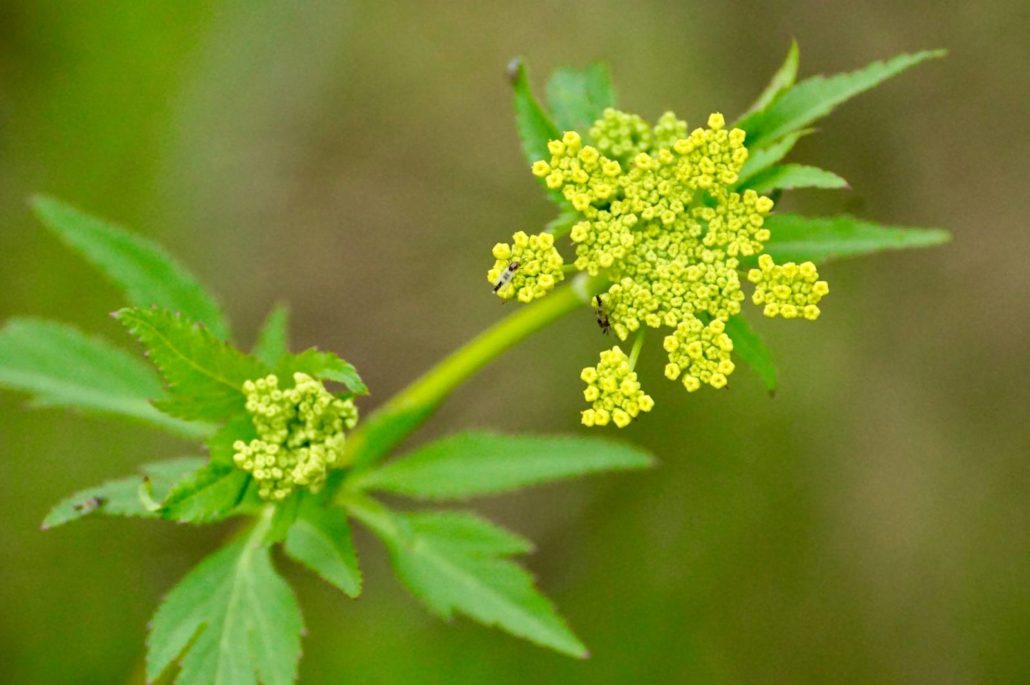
[275,348,367,395]
[738,50,945,149]
[253,303,290,367]
[509,57,561,167]
[403,510,534,557]
[31,195,231,340]
[284,502,362,598]
[161,462,250,524]
[42,456,205,529]
[347,496,587,658]
[761,214,951,264]
[206,414,256,466]
[740,39,800,119]
[743,163,849,193]
[725,316,777,393]
[546,62,616,134]
[0,318,210,438]
[146,530,303,685]
[356,431,653,500]
[116,307,266,422]
[264,492,302,545]
[736,130,810,185]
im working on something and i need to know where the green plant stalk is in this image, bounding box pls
[340,276,595,472]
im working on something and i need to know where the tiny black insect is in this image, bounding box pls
[593,295,611,335]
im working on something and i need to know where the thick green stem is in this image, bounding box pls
[340,277,596,471]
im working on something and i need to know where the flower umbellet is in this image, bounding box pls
[234,372,359,500]
[490,109,827,427]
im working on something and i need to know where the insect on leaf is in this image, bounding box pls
[42,457,205,530]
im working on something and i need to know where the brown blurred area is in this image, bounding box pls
[0,1,1027,683]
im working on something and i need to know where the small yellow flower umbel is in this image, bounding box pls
[747,254,829,320]
[489,105,833,427]
[488,231,565,302]
[233,373,358,501]
[580,346,654,428]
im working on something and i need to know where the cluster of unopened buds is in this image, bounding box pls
[487,108,830,428]
[233,373,359,500]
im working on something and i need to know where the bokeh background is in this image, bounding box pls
[1,2,1027,683]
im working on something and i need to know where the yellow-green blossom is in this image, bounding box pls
[488,231,565,302]
[493,106,832,425]
[747,254,829,320]
[580,346,654,428]
[233,373,358,501]
[663,316,735,391]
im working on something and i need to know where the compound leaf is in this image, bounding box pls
[42,456,205,529]
[738,50,945,149]
[725,316,777,393]
[357,431,654,500]
[762,214,951,264]
[275,348,367,395]
[347,497,586,658]
[31,195,230,340]
[743,163,848,193]
[546,62,616,134]
[116,307,266,422]
[252,303,290,367]
[740,39,800,118]
[284,502,362,597]
[146,536,303,685]
[0,318,208,438]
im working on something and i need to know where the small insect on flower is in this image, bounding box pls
[491,261,520,293]
[593,295,611,335]
[73,496,106,514]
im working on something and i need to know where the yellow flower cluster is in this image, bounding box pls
[747,254,829,320]
[233,373,358,501]
[488,231,565,302]
[580,346,654,428]
[663,317,735,391]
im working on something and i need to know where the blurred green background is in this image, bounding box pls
[1,1,1027,683]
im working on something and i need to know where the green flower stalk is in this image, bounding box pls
[492,110,826,427]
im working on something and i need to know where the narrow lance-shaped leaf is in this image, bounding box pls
[347,496,587,658]
[0,318,210,438]
[725,316,778,393]
[736,130,809,185]
[508,57,561,167]
[146,533,304,685]
[275,348,367,395]
[739,39,800,118]
[737,50,945,149]
[42,457,205,529]
[160,462,251,524]
[284,501,362,598]
[761,214,951,264]
[252,302,290,366]
[355,431,654,500]
[116,307,267,422]
[31,195,231,339]
[545,62,616,134]
[742,164,849,194]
